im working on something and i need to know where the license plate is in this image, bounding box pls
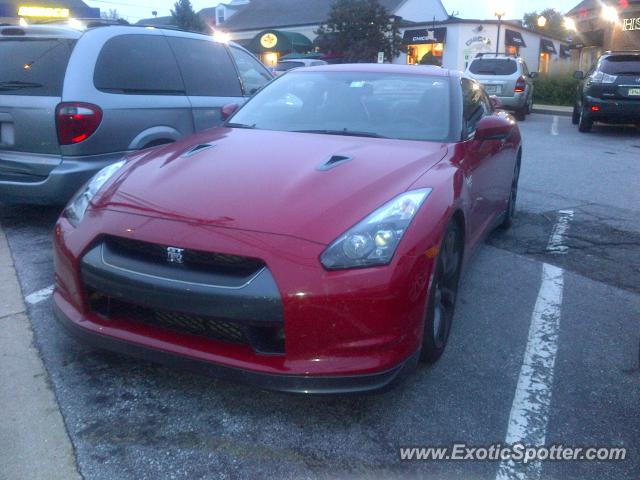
[484,85,498,94]
[629,88,640,96]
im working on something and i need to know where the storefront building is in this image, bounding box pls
[0,0,99,22]
[398,19,571,75]
[566,0,640,72]
[246,29,314,67]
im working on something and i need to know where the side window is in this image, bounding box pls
[168,37,242,97]
[229,47,272,95]
[461,78,486,137]
[94,35,184,94]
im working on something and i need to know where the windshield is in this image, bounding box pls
[469,58,518,75]
[600,55,640,75]
[0,38,76,96]
[228,71,451,142]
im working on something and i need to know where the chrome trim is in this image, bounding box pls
[99,243,266,290]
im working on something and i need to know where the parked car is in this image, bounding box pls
[53,64,521,394]
[273,58,328,76]
[572,51,640,132]
[465,54,537,121]
[0,23,272,205]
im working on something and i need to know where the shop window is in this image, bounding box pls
[260,52,279,68]
[539,52,550,74]
[406,43,444,66]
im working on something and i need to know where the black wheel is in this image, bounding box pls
[527,97,533,114]
[572,103,580,125]
[578,106,593,132]
[421,222,463,363]
[515,107,526,121]
[500,157,520,230]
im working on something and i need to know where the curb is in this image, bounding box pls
[532,107,573,117]
[0,225,82,480]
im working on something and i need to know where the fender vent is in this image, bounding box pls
[316,154,353,171]
[181,143,215,157]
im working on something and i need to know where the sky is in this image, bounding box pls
[85,0,583,25]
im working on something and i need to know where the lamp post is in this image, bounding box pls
[494,9,506,55]
[537,15,547,28]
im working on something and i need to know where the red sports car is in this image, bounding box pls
[53,64,521,394]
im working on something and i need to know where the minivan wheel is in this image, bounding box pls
[420,222,462,363]
[572,103,580,125]
[515,107,526,121]
[578,106,593,132]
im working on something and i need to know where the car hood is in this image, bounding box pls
[96,128,448,245]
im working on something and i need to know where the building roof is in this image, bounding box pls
[0,0,92,9]
[221,0,407,31]
[567,0,640,16]
[136,15,175,26]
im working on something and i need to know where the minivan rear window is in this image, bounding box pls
[469,59,518,75]
[600,55,640,75]
[0,38,75,96]
[94,35,185,95]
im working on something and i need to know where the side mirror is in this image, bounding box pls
[489,95,504,110]
[573,70,585,80]
[475,115,514,140]
[529,71,538,78]
[221,103,239,121]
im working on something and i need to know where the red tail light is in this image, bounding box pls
[514,76,526,93]
[56,102,102,145]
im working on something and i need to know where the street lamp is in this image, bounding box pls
[537,15,547,28]
[494,8,506,55]
[601,4,619,24]
[564,17,577,32]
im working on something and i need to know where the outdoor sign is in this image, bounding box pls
[402,28,447,45]
[622,15,640,31]
[17,5,69,17]
[260,32,278,49]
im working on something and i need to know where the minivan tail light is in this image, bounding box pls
[514,76,526,93]
[56,102,102,145]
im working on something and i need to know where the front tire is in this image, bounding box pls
[578,106,593,132]
[420,222,463,363]
[500,157,520,230]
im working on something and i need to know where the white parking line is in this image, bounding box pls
[496,263,564,480]
[546,210,574,254]
[25,284,55,305]
[550,115,559,136]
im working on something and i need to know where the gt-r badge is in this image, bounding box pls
[167,247,185,264]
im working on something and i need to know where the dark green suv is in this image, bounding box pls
[572,51,640,132]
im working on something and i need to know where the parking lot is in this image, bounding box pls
[1,113,639,479]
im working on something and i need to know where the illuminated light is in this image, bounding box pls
[424,246,440,258]
[263,51,278,67]
[537,15,547,28]
[67,17,84,29]
[601,4,619,23]
[591,105,600,111]
[18,5,70,18]
[23,63,31,70]
[19,17,28,26]
[212,30,230,43]
[564,17,577,31]
[260,32,278,49]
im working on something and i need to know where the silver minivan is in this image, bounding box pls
[0,23,272,204]
[465,54,537,121]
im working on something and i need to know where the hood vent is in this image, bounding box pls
[316,154,353,171]
[181,143,215,158]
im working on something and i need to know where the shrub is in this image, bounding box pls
[533,75,580,106]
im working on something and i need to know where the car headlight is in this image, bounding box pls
[320,188,432,270]
[64,160,125,226]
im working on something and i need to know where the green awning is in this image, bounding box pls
[248,29,313,54]
[280,52,323,60]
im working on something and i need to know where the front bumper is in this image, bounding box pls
[583,95,640,123]
[53,208,437,392]
[0,151,127,205]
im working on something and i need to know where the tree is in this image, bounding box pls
[171,0,207,33]
[100,8,120,20]
[315,0,403,63]
[523,8,569,39]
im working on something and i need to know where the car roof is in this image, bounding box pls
[292,63,453,77]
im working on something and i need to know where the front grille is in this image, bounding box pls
[105,236,265,277]
[87,290,285,354]
[89,290,248,344]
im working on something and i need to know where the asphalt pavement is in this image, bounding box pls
[0,114,638,480]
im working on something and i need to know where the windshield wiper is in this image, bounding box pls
[0,80,44,91]
[225,122,256,129]
[293,129,387,138]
